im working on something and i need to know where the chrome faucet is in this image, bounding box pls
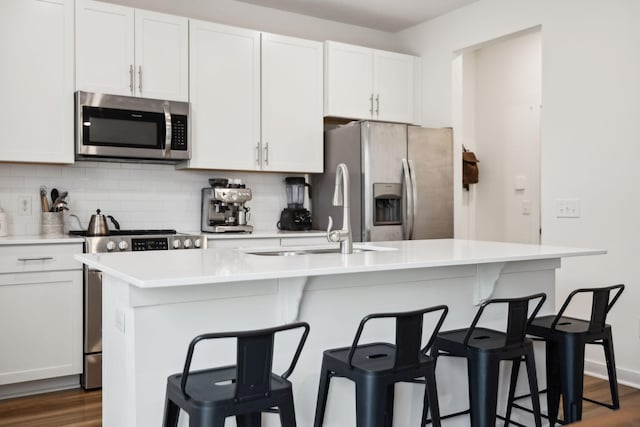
[327,163,353,254]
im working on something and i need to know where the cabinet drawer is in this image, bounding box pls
[0,244,83,274]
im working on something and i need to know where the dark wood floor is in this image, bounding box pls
[0,376,637,426]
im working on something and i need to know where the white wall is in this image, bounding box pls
[0,162,293,235]
[100,0,403,52]
[470,30,541,244]
[397,0,640,386]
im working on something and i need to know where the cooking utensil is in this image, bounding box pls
[39,186,50,213]
[87,209,111,236]
[51,191,68,209]
[50,188,59,207]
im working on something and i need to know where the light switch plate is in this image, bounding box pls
[556,199,580,218]
[115,308,126,333]
[514,175,527,191]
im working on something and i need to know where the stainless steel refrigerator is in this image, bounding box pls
[312,121,453,241]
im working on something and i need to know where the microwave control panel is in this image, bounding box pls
[171,115,188,151]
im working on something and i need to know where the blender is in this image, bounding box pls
[277,177,312,231]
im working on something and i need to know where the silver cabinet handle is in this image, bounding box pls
[129,64,134,94]
[18,257,53,262]
[255,142,261,166]
[369,93,374,116]
[263,142,269,166]
[375,94,380,116]
[401,159,413,240]
[138,66,142,93]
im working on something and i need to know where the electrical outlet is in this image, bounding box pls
[556,199,580,218]
[17,196,32,216]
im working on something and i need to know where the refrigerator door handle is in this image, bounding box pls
[408,159,418,240]
[402,158,413,240]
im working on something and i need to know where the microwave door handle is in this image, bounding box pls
[163,104,172,157]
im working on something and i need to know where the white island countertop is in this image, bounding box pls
[75,239,605,289]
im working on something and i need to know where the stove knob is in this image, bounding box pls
[194,238,202,249]
[183,239,192,249]
[106,241,116,252]
[172,239,182,249]
[118,241,129,251]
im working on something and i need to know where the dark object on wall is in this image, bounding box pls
[462,145,479,191]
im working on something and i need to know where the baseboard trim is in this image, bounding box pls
[585,359,640,390]
[0,375,80,400]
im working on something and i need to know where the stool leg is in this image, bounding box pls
[236,412,262,427]
[545,340,561,426]
[524,348,542,427]
[162,397,180,427]
[467,353,499,427]
[313,363,332,427]
[504,357,522,427]
[355,378,389,427]
[602,333,620,409]
[423,365,441,427]
[560,338,586,423]
[278,393,298,427]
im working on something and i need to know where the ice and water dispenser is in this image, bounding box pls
[372,183,402,226]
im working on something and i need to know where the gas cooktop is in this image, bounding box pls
[69,229,177,237]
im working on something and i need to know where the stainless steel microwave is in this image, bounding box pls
[75,91,190,162]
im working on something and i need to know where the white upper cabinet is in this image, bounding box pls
[0,0,74,164]
[261,33,323,173]
[324,41,417,124]
[185,21,261,171]
[181,25,323,173]
[76,0,188,102]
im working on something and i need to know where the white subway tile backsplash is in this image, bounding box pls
[0,163,298,235]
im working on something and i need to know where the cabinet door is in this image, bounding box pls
[323,41,373,120]
[0,271,82,385]
[262,33,323,173]
[182,21,260,171]
[134,10,188,102]
[373,50,416,124]
[76,0,135,96]
[0,0,74,164]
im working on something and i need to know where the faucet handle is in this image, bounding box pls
[326,216,335,242]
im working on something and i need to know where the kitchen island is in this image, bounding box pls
[76,239,604,427]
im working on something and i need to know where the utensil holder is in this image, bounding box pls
[41,212,64,237]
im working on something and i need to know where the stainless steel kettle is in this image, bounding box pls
[87,209,120,236]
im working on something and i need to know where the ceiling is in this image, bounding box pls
[233,0,480,32]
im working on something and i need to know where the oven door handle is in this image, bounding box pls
[163,104,172,157]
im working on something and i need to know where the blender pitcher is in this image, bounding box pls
[285,177,312,209]
[278,177,313,230]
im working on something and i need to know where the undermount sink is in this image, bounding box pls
[246,247,375,256]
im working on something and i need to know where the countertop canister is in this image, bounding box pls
[0,208,8,237]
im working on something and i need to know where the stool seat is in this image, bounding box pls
[166,366,292,405]
[313,306,448,427]
[528,315,611,336]
[434,327,532,352]
[324,342,433,374]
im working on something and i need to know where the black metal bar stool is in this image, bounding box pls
[313,305,448,427]
[508,284,625,425]
[429,293,546,427]
[162,322,310,427]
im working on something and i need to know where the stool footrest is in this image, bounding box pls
[511,402,566,425]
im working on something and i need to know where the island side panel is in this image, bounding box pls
[101,259,558,427]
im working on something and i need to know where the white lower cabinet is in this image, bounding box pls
[206,235,327,249]
[0,244,83,385]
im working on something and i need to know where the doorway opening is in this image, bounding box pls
[453,28,542,244]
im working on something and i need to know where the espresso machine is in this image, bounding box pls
[277,177,312,231]
[201,178,253,233]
